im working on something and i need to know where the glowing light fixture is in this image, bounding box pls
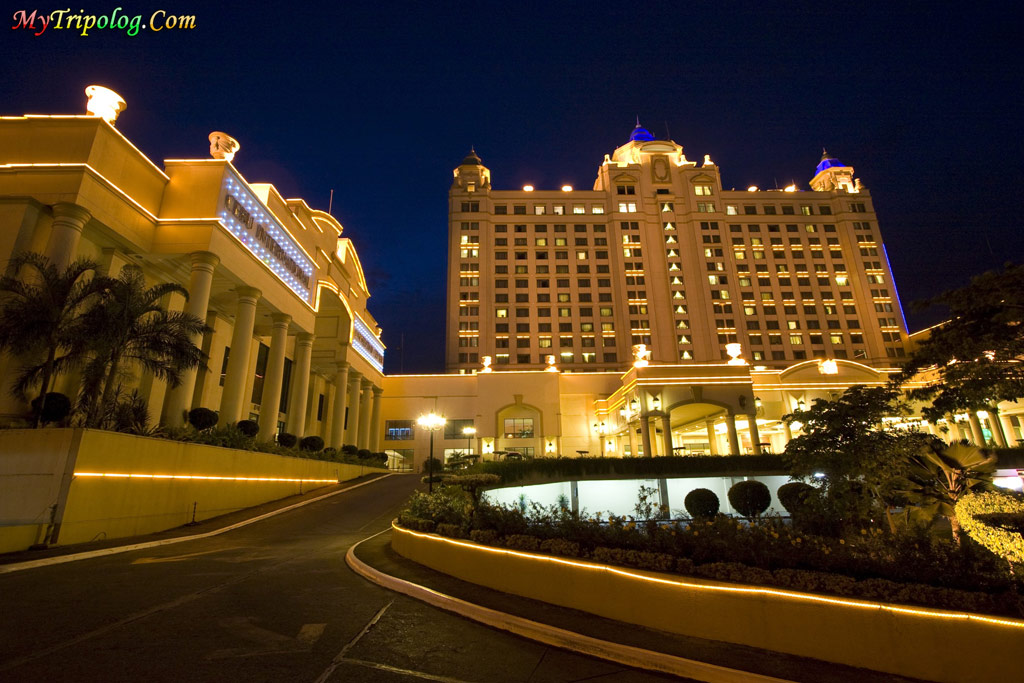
[725,343,747,366]
[84,85,126,124]
[747,185,758,192]
[480,355,493,373]
[818,358,839,375]
[651,395,662,411]
[523,184,535,192]
[417,412,447,493]
[544,354,559,372]
[632,344,651,368]
[784,184,797,192]
[561,185,573,192]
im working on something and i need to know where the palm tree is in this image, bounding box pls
[903,441,998,544]
[78,266,210,427]
[0,252,103,426]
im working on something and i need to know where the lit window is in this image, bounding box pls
[725,205,738,215]
[496,308,508,318]
[789,334,803,345]
[560,352,574,363]
[534,205,547,215]
[553,205,565,215]
[697,202,715,213]
[592,206,605,214]
[694,185,713,196]
[618,202,638,213]
[573,205,586,214]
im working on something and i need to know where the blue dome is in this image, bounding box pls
[629,124,656,142]
[815,152,847,175]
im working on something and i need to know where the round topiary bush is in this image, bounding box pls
[728,480,772,518]
[342,444,358,455]
[684,488,720,519]
[187,407,219,431]
[277,432,297,448]
[777,482,816,515]
[357,448,371,460]
[30,392,72,424]
[235,420,259,437]
[300,435,325,452]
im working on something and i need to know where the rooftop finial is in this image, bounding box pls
[821,148,831,160]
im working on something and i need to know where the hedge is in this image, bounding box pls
[469,454,785,484]
[957,490,1024,565]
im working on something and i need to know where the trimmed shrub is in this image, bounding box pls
[777,482,817,515]
[728,480,772,518]
[236,420,259,437]
[421,457,442,474]
[342,444,358,455]
[957,490,1024,565]
[684,488,720,519]
[187,407,218,431]
[277,432,297,448]
[30,392,72,424]
[357,448,372,460]
[299,435,325,452]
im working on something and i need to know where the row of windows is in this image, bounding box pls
[494,237,610,246]
[723,204,835,216]
[492,321,615,333]
[495,224,606,233]
[463,201,867,218]
[491,352,617,365]
[492,204,604,215]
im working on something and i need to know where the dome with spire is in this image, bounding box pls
[815,149,846,174]
[460,147,483,166]
[628,119,656,142]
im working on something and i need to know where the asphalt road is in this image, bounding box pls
[0,474,682,682]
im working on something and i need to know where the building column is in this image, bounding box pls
[1001,414,1019,447]
[968,412,986,446]
[257,314,291,441]
[345,372,362,446]
[162,252,219,427]
[987,409,1008,448]
[783,421,793,445]
[627,422,638,457]
[748,415,762,455]
[328,363,349,449]
[726,414,740,455]
[706,420,719,455]
[219,287,261,424]
[44,203,91,269]
[638,415,653,458]
[285,333,314,437]
[369,386,383,452]
[357,380,373,450]
[660,415,673,457]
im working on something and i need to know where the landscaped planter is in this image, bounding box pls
[0,428,383,552]
[392,522,1024,683]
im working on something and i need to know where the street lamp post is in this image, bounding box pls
[462,426,476,458]
[417,412,446,494]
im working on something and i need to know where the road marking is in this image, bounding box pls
[340,658,478,683]
[0,473,394,574]
[312,600,393,683]
[206,617,326,659]
[132,548,229,564]
[0,564,275,673]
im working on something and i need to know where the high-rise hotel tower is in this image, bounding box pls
[446,124,907,374]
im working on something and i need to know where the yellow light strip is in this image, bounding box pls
[74,471,338,484]
[393,523,1024,630]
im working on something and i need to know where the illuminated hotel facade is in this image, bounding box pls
[1,94,1020,467]
[375,125,1021,465]
[0,89,386,449]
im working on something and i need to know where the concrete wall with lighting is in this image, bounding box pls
[393,525,1023,683]
[0,428,381,553]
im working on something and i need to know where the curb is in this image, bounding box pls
[345,529,794,683]
[0,473,394,574]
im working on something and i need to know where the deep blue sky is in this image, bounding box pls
[3,2,1021,373]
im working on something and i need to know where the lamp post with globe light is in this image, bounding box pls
[417,413,446,493]
[462,426,476,459]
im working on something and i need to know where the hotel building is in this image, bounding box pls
[1,93,1019,470]
[446,124,908,374]
[0,88,386,449]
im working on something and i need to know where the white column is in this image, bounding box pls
[987,409,1008,448]
[162,252,219,427]
[44,203,90,269]
[706,420,719,455]
[639,416,653,457]
[219,287,261,423]
[258,314,291,441]
[329,363,349,449]
[748,415,762,455]
[627,422,638,457]
[345,372,362,446]
[357,380,373,450]
[726,414,740,455]
[369,386,383,452]
[1001,414,1019,447]
[660,415,673,457]
[285,333,314,437]
[968,412,986,446]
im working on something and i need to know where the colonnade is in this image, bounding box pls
[40,219,384,449]
[625,411,762,457]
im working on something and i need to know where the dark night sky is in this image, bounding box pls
[3,2,1022,373]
